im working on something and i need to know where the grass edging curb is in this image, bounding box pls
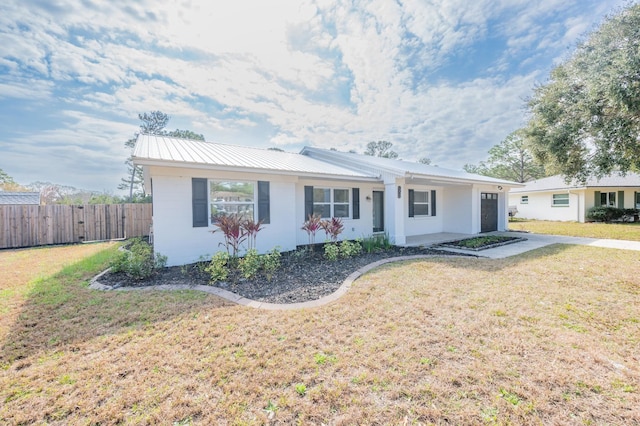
[89,254,445,310]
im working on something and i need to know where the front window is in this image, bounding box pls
[210,181,255,223]
[552,193,569,206]
[636,192,640,209]
[313,188,350,218]
[413,191,430,216]
[520,195,529,204]
[600,191,616,207]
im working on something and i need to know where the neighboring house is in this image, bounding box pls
[133,134,521,266]
[509,173,640,222]
[0,192,40,205]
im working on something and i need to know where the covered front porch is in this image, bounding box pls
[403,232,476,247]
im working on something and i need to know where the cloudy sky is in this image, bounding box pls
[0,0,631,193]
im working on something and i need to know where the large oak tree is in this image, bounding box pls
[525,4,640,183]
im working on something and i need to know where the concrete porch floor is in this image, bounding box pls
[404,233,475,247]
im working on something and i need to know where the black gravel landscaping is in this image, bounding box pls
[97,246,475,304]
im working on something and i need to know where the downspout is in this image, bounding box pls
[567,190,579,222]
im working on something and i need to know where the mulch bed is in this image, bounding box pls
[436,236,527,251]
[97,246,475,304]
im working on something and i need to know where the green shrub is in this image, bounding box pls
[339,240,362,258]
[622,208,639,222]
[110,238,167,280]
[586,206,627,222]
[262,247,281,281]
[324,242,340,261]
[238,249,261,279]
[206,251,230,283]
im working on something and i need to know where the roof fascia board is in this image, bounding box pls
[133,158,379,182]
[302,147,523,187]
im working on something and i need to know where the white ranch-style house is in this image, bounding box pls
[509,173,640,222]
[133,134,521,266]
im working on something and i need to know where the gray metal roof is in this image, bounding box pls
[133,134,376,180]
[0,192,40,205]
[511,172,640,193]
[300,147,522,186]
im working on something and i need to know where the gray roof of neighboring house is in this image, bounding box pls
[510,172,640,193]
[0,192,41,205]
[300,147,522,186]
[132,134,376,180]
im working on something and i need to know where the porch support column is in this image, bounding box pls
[471,185,480,234]
[386,178,406,245]
[497,189,507,231]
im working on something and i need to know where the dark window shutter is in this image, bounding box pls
[408,189,415,218]
[431,190,436,216]
[304,186,314,219]
[257,181,270,224]
[192,178,208,227]
[618,191,624,209]
[594,191,601,207]
[352,188,360,219]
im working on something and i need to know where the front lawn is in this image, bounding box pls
[509,218,640,241]
[1,243,638,424]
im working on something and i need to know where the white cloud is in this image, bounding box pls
[0,0,631,191]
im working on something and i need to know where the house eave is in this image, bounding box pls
[405,173,524,188]
[133,158,380,183]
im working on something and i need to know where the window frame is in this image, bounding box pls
[312,187,351,219]
[520,195,529,204]
[412,190,430,216]
[552,193,569,207]
[600,191,616,207]
[209,180,257,224]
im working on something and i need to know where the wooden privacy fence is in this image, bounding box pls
[0,204,152,249]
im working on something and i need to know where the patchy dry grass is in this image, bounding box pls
[1,243,639,424]
[509,218,640,241]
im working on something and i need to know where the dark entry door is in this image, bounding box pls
[372,191,384,233]
[481,193,498,233]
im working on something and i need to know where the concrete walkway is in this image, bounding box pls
[425,231,640,259]
[90,232,640,309]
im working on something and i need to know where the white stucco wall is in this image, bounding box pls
[294,179,379,246]
[585,188,640,210]
[404,184,444,237]
[442,186,474,234]
[509,191,583,222]
[149,166,299,266]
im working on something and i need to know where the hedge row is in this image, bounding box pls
[586,206,639,222]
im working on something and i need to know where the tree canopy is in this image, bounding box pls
[0,168,15,185]
[120,111,204,201]
[0,168,28,192]
[525,4,640,183]
[463,131,548,183]
[364,141,398,159]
